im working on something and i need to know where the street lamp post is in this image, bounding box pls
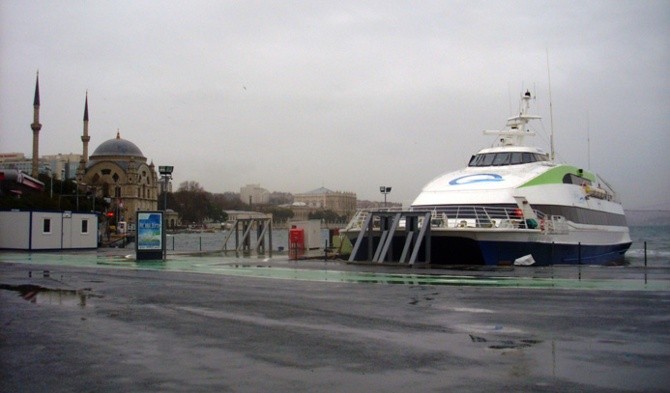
[379,186,392,208]
[74,180,79,211]
[47,166,53,199]
[90,186,95,212]
[159,166,174,211]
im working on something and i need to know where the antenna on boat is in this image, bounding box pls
[587,109,591,170]
[546,50,556,161]
[484,90,540,146]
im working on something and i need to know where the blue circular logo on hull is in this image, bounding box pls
[449,174,503,185]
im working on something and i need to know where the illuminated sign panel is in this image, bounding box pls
[136,211,165,260]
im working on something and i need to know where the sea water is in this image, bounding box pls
[627,225,670,267]
[166,226,670,266]
[165,228,330,253]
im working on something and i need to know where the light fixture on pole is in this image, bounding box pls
[379,186,392,207]
[159,166,174,211]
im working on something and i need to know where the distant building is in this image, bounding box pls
[42,153,82,180]
[0,152,81,180]
[240,184,270,205]
[0,153,28,163]
[0,152,47,176]
[0,153,32,173]
[292,187,357,220]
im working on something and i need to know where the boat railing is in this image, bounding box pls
[344,205,563,233]
[420,205,542,230]
[544,215,569,234]
[343,207,403,231]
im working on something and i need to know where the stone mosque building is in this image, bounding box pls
[78,132,159,226]
[75,96,159,227]
[28,74,159,227]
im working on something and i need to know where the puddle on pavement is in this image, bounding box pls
[469,334,543,350]
[0,284,92,307]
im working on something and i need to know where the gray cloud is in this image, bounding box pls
[1,0,668,208]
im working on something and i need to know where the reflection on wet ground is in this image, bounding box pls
[1,252,668,392]
[1,251,669,291]
[469,334,543,350]
[0,283,92,307]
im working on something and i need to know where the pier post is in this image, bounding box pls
[578,242,582,280]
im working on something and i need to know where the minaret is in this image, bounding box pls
[30,72,42,178]
[81,91,90,164]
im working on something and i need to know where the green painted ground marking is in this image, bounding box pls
[1,252,668,291]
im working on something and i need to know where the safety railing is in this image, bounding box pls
[344,205,562,233]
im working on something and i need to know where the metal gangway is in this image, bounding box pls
[348,211,432,265]
[221,217,273,256]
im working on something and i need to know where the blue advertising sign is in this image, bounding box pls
[136,211,165,260]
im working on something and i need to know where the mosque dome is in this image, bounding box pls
[90,132,145,159]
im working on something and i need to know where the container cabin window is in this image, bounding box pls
[43,218,51,233]
[81,219,89,234]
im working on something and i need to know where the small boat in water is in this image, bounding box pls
[343,91,631,265]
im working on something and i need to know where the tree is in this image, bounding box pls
[170,181,233,224]
[210,192,247,211]
[207,203,227,223]
[178,181,204,192]
[308,209,345,223]
[173,186,209,224]
[260,206,294,223]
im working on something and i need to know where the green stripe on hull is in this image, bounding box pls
[520,165,596,188]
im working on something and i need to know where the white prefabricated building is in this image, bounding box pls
[0,210,98,250]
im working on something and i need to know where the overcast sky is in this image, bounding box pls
[1,1,668,209]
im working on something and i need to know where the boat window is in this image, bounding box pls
[562,173,592,185]
[469,152,546,167]
[492,153,510,166]
[481,154,495,166]
[522,153,534,163]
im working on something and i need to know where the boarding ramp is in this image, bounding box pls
[348,211,432,265]
[221,217,273,256]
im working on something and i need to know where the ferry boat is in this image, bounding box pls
[343,91,631,265]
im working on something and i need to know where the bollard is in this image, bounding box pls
[578,242,581,265]
[551,242,555,279]
[578,242,581,280]
[199,236,202,251]
[644,241,647,267]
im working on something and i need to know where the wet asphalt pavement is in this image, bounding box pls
[1,255,669,392]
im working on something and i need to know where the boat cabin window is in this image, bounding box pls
[492,153,511,166]
[563,173,592,186]
[510,152,523,164]
[468,152,549,167]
